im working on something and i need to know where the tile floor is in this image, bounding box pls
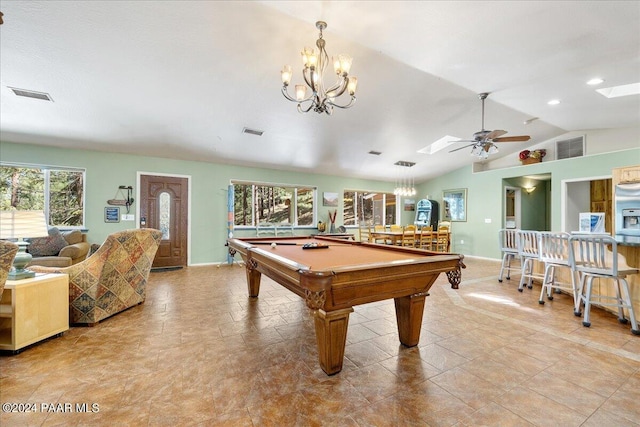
[1,257,639,426]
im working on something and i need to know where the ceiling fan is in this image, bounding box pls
[449,92,531,158]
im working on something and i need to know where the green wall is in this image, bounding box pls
[2,140,638,263]
[0,141,395,264]
[419,147,640,259]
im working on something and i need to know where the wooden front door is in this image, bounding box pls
[140,174,188,268]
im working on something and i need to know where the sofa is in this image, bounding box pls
[26,228,90,267]
[29,228,162,325]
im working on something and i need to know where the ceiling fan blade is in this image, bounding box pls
[485,130,507,140]
[449,143,475,153]
[492,135,531,142]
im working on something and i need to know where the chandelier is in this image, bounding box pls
[280,21,358,115]
[393,161,417,197]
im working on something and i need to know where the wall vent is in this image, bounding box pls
[556,135,585,160]
[9,87,54,102]
[242,127,264,136]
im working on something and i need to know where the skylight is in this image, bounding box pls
[596,82,640,98]
[417,135,461,155]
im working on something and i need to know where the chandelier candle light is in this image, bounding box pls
[281,21,358,115]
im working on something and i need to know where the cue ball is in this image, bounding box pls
[271,242,277,248]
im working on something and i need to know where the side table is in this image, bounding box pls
[0,273,69,352]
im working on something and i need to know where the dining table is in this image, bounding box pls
[369,229,450,251]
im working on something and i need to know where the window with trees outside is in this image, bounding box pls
[233,182,315,227]
[1,164,85,228]
[343,191,396,226]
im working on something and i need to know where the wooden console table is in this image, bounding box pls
[0,273,69,352]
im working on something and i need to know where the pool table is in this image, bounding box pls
[227,236,465,375]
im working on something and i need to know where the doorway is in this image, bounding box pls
[503,174,551,231]
[139,173,190,268]
[504,186,521,229]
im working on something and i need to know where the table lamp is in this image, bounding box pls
[0,210,49,280]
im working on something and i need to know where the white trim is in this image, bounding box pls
[137,171,192,266]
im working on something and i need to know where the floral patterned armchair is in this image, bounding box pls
[0,241,19,294]
[30,229,162,325]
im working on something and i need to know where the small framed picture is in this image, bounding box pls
[105,207,120,223]
[323,192,339,207]
[404,199,416,211]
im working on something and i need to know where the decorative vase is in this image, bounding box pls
[521,157,542,165]
[329,223,336,234]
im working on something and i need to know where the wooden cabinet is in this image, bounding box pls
[0,274,69,352]
[590,179,612,233]
[616,166,640,184]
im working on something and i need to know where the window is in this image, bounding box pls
[1,164,85,227]
[343,190,396,226]
[232,182,316,227]
[159,191,171,239]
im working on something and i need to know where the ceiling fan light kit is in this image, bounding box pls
[281,21,358,115]
[449,92,531,159]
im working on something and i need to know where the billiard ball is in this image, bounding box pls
[271,242,277,248]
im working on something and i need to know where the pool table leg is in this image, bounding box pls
[245,259,262,297]
[394,292,429,347]
[314,307,354,375]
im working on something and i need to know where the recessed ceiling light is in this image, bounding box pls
[587,78,604,86]
[596,82,640,98]
[547,99,561,105]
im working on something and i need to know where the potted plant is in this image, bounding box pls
[519,149,546,165]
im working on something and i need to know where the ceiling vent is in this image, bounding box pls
[9,87,54,102]
[394,161,415,167]
[242,127,264,136]
[556,135,585,160]
[368,150,382,155]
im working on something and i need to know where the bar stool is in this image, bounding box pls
[498,228,520,283]
[517,230,542,291]
[568,234,639,335]
[538,232,578,306]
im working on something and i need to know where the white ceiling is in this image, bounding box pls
[1,1,638,183]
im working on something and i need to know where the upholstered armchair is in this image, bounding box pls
[0,241,19,294]
[30,229,162,325]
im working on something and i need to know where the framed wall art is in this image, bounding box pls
[323,192,338,207]
[442,188,467,222]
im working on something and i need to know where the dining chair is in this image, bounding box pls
[517,230,542,291]
[358,225,372,243]
[538,231,578,306]
[498,228,520,283]
[373,225,389,244]
[389,224,403,245]
[434,229,450,252]
[417,226,433,250]
[401,225,417,247]
[568,234,639,335]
